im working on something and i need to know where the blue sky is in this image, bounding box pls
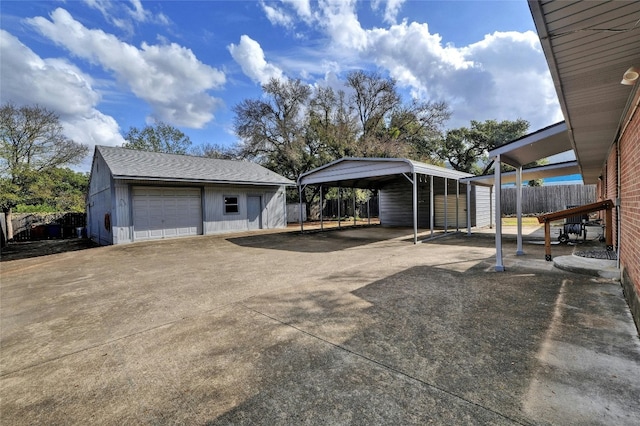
[1,0,565,172]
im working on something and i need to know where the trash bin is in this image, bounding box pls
[47,224,62,239]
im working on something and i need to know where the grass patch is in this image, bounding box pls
[502,217,541,226]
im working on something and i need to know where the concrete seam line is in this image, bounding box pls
[241,304,533,426]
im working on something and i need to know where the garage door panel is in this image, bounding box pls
[132,187,202,241]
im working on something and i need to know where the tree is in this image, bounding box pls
[1,103,88,239]
[436,119,529,174]
[123,122,192,154]
[191,143,238,160]
[234,78,313,181]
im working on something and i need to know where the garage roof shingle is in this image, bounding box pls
[97,146,294,186]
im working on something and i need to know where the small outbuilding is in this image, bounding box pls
[298,158,492,243]
[87,146,294,245]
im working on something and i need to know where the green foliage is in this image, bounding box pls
[123,122,192,154]
[0,103,89,213]
[7,167,88,212]
[436,119,530,174]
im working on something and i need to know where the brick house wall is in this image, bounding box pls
[616,91,640,332]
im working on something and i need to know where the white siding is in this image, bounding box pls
[473,185,492,228]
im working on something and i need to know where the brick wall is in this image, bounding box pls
[605,146,618,244]
[618,95,640,333]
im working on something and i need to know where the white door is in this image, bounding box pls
[132,187,202,241]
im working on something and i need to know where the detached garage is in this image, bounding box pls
[87,146,294,245]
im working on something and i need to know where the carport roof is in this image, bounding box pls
[96,145,295,186]
[488,121,573,168]
[298,157,472,188]
[460,161,580,187]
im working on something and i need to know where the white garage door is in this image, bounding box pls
[132,187,202,241]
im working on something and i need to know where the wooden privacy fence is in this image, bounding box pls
[501,184,596,215]
[11,212,86,241]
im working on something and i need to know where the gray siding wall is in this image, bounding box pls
[86,151,114,245]
[435,194,467,228]
[379,177,435,228]
[113,183,132,244]
[203,184,286,235]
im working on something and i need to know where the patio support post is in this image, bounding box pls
[495,154,504,271]
[430,175,434,238]
[367,193,371,225]
[467,183,472,236]
[413,171,418,244]
[516,166,524,255]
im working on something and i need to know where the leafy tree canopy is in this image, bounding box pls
[123,122,192,154]
[1,103,88,213]
[436,119,530,174]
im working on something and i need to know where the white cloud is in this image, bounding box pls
[0,29,124,163]
[228,35,284,85]
[257,1,561,131]
[27,8,225,128]
[372,0,406,24]
[83,0,169,34]
[260,1,295,29]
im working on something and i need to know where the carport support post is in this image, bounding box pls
[467,183,472,236]
[444,178,448,234]
[516,166,524,255]
[413,171,418,244]
[456,182,460,232]
[299,184,306,233]
[430,175,434,238]
[353,188,356,226]
[338,186,341,229]
[320,185,324,231]
[494,154,504,271]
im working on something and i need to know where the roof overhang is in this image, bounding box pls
[461,161,580,187]
[113,176,294,187]
[528,0,640,184]
[488,121,572,168]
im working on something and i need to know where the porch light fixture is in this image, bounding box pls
[621,66,639,85]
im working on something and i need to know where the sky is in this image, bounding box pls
[1,0,565,172]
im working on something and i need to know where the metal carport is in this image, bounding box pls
[297,158,474,244]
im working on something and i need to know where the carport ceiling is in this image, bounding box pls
[298,158,472,189]
[488,121,573,168]
[529,0,640,184]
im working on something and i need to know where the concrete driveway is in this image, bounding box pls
[2,227,639,425]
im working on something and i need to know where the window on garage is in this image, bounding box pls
[224,196,239,214]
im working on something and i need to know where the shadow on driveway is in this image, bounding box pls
[0,239,99,262]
